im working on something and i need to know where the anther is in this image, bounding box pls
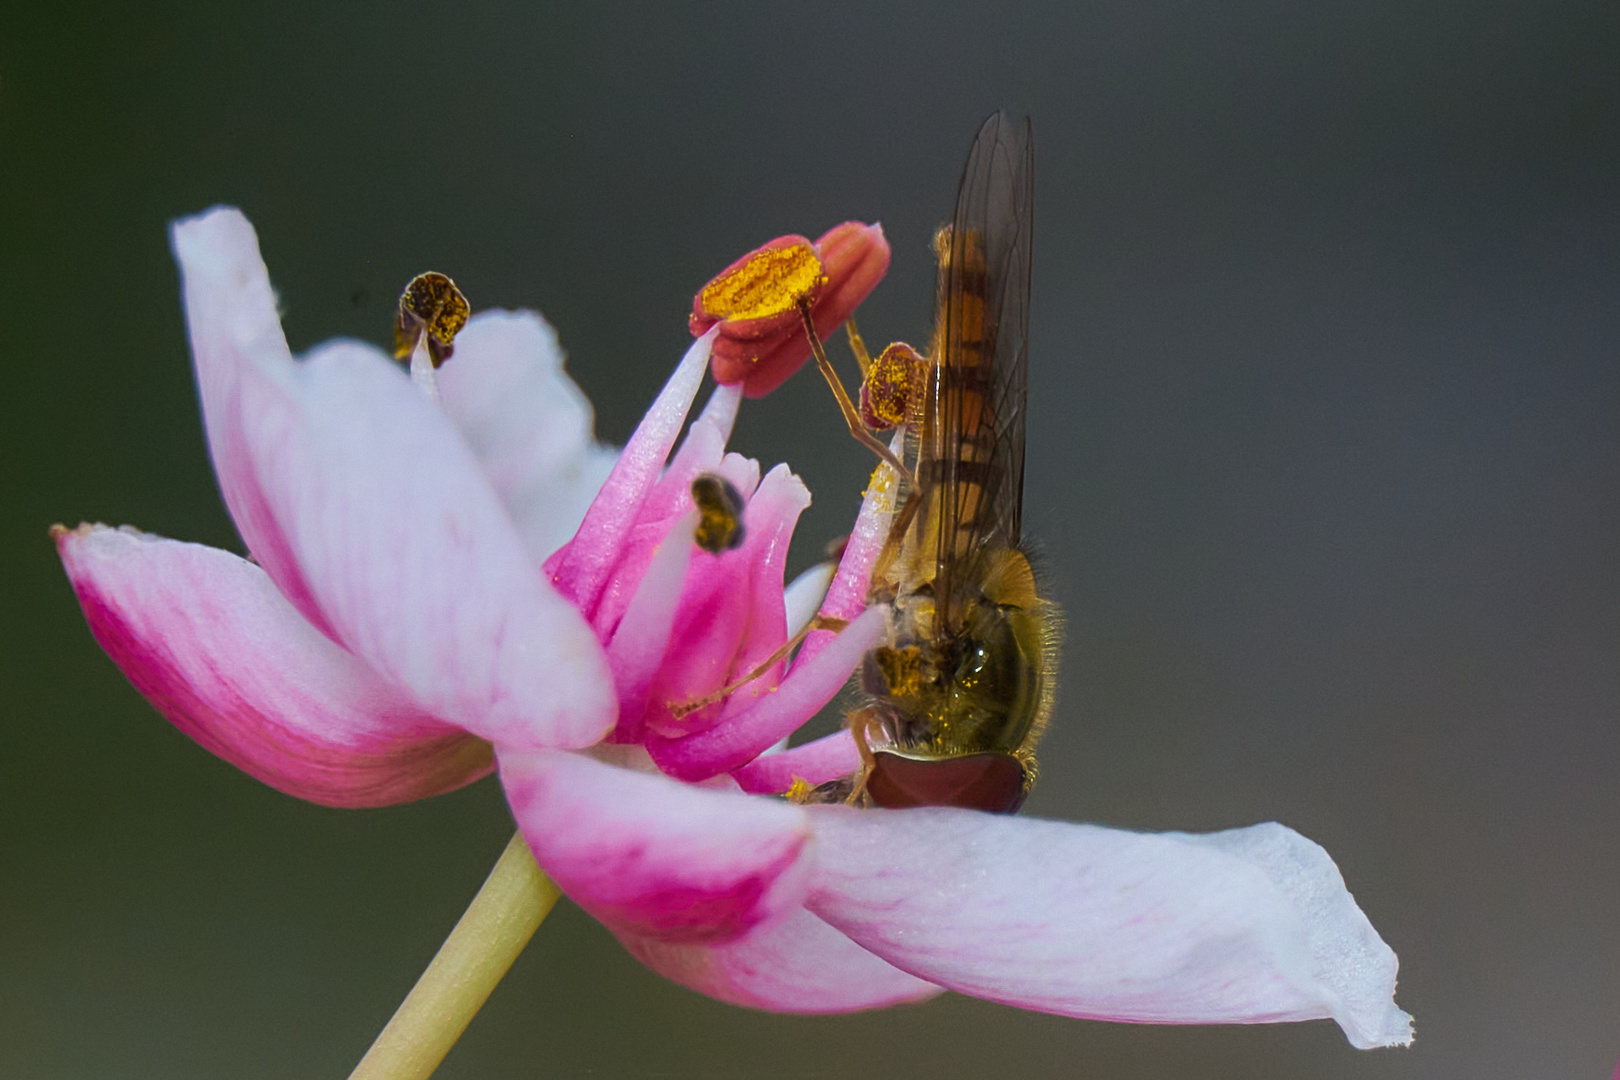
[393,272,470,368]
[696,239,825,325]
[859,342,926,430]
[693,222,890,397]
[691,473,747,554]
[393,272,469,401]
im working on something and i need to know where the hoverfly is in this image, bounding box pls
[808,113,1061,813]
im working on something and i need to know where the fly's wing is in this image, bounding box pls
[922,111,1033,637]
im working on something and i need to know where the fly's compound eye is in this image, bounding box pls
[691,473,747,554]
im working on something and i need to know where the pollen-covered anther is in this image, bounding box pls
[393,271,470,369]
[692,222,891,398]
[690,473,747,554]
[696,238,826,327]
[859,342,927,430]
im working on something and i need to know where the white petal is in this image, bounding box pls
[807,808,1412,1049]
[172,207,614,749]
[616,907,940,1013]
[434,309,617,562]
[782,561,836,638]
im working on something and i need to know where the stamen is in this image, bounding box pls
[690,473,747,554]
[394,272,469,401]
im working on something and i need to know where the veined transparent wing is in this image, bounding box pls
[921,111,1034,637]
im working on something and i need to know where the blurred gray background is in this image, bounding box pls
[3,1,1617,1077]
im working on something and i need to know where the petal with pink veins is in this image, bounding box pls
[605,513,698,744]
[639,464,809,738]
[499,748,813,944]
[546,329,716,615]
[805,807,1413,1049]
[582,384,743,639]
[616,907,941,1013]
[432,309,617,564]
[55,524,491,808]
[795,446,899,671]
[171,208,614,751]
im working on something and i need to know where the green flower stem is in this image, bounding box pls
[349,831,559,1080]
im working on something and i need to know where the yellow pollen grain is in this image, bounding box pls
[785,777,813,804]
[701,243,825,321]
[863,456,900,508]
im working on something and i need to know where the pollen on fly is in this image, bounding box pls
[691,473,747,554]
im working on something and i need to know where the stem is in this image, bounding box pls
[348,831,559,1080]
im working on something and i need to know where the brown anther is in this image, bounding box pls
[691,473,747,554]
[393,272,470,369]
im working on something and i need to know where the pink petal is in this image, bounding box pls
[732,731,860,794]
[616,907,940,1013]
[546,330,716,616]
[641,384,746,521]
[639,465,810,739]
[583,383,742,640]
[605,513,698,744]
[793,446,899,671]
[55,524,491,808]
[499,749,813,944]
[645,605,887,782]
[432,309,617,563]
[171,208,614,751]
[806,808,1414,1050]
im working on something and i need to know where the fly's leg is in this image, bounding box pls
[845,708,883,807]
[668,614,849,719]
[845,317,874,376]
[797,302,916,487]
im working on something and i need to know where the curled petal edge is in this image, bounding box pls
[806,808,1413,1050]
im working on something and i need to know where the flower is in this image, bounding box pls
[57,207,1412,1048]
[691,221,890,397]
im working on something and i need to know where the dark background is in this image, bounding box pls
[3,2,1617,1077]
